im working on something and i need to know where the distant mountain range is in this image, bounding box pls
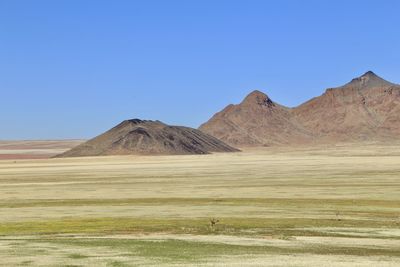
[59,71,400,157]
[200,71,400,146]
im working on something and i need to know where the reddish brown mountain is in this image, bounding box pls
[57,119,239,157]
[294,71,400,142]
[199,90,311,146]
[200,71,400,146]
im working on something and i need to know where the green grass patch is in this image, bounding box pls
[0,217,398,237]
[49,238,400,262]
[67,253,89,259]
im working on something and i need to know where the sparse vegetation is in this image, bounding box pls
[209,218,219,230]
[0,144,400,266]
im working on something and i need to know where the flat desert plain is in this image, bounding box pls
[0,143,400,266]
[0,140,83,160]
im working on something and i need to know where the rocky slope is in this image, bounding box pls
[199,90,311,146]
[57,119,239,157]
[200,71,400,146]
[294,71,400,142]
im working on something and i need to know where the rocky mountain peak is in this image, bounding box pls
[242,90,274,107]
[346,71,394,89]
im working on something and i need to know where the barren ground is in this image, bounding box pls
[0,140,84,160]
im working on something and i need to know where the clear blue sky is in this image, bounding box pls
[1,0,399,139]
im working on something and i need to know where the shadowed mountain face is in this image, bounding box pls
[57,120,239,157]
[200,71,400,146]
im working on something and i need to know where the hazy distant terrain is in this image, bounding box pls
[0,140,83,160]
[0,143,399,266]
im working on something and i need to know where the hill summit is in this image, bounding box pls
[199,90,310,146]
[57,119,239,157]
[241,90,274,106]
[344,71,394,89]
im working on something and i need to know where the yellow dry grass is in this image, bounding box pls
[0,142,399,266]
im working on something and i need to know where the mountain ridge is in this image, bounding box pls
[200,71,400,146]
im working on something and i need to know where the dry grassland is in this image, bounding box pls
[0,143,399,266]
